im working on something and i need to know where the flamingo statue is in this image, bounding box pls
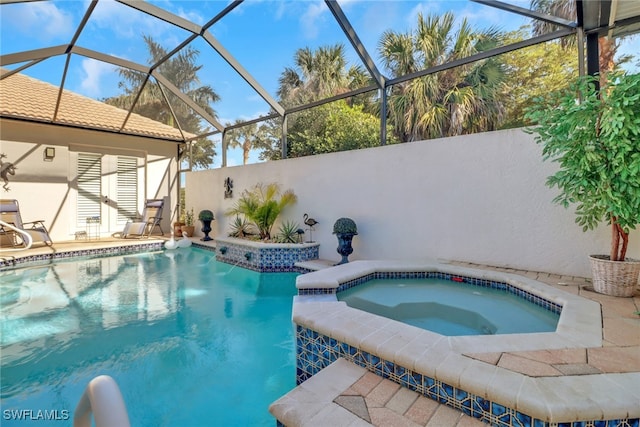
[303,213,318,243]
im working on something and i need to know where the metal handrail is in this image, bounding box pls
[0,219,33,251]
[73,375,131,427]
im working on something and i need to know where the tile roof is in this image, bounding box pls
[0,72,190,141]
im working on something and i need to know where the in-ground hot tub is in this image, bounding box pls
[290,260,632,427]
[336,273,560,336]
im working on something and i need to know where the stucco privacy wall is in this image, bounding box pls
[0,119,179,241]
[186,128,639,278]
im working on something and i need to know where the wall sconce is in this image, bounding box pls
[43,147,55,162]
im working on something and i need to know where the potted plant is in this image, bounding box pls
[525,72,640,297]
[198,209,215,241]
[181,208,195,237]
[173,221,185,236]
[225,182,297,241]
[333,217,358,265]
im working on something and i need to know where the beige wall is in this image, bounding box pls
[1,119,179,241]
[186,128,639,278]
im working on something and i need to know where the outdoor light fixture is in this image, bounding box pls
[43,147,55,161]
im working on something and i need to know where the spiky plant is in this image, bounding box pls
[228,216,255,238]
[276,220,301,243]
[225,183,298,240]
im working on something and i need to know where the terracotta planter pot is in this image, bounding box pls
[173,222,185,236]
[589,255,640,297]
[181,225,195,237]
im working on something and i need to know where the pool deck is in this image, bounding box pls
[2,239,639,426]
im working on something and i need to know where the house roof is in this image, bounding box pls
[0,71,190,142]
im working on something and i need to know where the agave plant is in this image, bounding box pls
[225,183,298,240]
[276,220,301,243]
[228,216,255,238]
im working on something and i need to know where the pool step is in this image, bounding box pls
[269,358,486,426]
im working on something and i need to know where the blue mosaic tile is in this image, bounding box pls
[0,242,163,271]
[513,411,532,427]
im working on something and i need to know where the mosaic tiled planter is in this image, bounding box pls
[214,237,319,272]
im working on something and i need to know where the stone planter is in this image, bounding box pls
[335,233,356,265]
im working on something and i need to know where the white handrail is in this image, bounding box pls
[0,219,33,251]
[73,375,131,427]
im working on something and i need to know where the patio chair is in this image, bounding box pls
[122,199,164,238]
[0,199,53,247]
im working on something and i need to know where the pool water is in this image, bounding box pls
[0,248,298,426]
[337,278,559,336]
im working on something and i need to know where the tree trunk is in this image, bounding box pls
[610,217,629,261]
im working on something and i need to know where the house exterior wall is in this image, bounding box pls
[186,128,639,278]
[0,119,180,241]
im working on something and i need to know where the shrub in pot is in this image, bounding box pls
[333,217,358,265]
[198,209,215,241]
[525,72,640,297]
[181,208,195,237]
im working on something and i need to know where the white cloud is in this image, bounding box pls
[79,58,116,98]
[7,2,74,41]
[88,0,173,40]
[300,1,326,39]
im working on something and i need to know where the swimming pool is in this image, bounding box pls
[1,247,298,426]
[337,277,560,336]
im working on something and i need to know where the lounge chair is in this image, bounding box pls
[0,199,53,247]
[122,199,164,238]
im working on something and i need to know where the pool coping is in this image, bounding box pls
[292,260,639,424]
[0,239,165,271]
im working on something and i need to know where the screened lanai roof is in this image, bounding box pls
[1,0,639,147]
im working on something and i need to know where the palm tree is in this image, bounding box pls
[277,44,370,107]
[378,12,506,142]
[530,0,617,78]
[105,35,219,169]
[225,183,297,240]
[226,120,270,165]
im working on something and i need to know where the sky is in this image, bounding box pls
[1,0,638,167]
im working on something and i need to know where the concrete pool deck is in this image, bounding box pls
[2,241,638,426]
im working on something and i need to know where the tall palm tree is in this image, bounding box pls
[105,35,219,169]
[379,12,506,142]
[277,44,370,107]
[226,120,270,165]
[530,0,617,77]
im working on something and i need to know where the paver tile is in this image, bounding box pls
[334,395,371,423]
[603,318,640,346]
[365,379,401,406]
[404,396,439,425]
[348,371,384,396]
[385,386,419,415]
[369,407,422,427]
[511,349,587,365]
[497,353,563,377]
[464,352,502,365]
[552,363,602,375]
[588,346,640,373]
[456,415,489,426]
[425,405,463,427]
